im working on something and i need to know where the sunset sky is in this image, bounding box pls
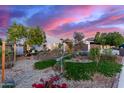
[0,5,124,44]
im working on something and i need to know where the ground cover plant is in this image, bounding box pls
[64,62,97,80]
[34,59,56,70]
[97,61,122,77]
[64,60,122,80]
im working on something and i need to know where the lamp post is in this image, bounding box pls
[2,40,5,82]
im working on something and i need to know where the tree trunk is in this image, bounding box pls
[2,40,5,82]
[14,42,16,63]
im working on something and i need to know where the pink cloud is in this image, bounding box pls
[43,5,113,36]
[44,17,78,31]
[0,6,10,28]
[43,6,101,33]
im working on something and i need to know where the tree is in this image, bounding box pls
[7,22,46,57]
[89,48,100,65]
[26,26,46,46]
[94,32,100,44]
[7,22,27,62]
[94,32,124,47]
[73,32,84,44]
[64,39,73,54]
[100,33,107,48]
[0,38,2,45]
[73,32,85,51]
[112,32,124,47]
[7,22,27,43]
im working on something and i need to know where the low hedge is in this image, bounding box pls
[34,59,56,70]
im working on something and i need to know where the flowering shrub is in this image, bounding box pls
[32,75,68,88]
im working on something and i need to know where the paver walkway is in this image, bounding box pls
[118,57,124,88]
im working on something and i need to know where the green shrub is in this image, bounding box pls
[97,61,122,77]
[64,61,122,80]
[64,62,97,80]
[100,54,117,62]
[89,48,100,64]
[103,49,112,55]
[34,59,56,70]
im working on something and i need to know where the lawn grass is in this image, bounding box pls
[34,59,56,70]
[64,61,122,80]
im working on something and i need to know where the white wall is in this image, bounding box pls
[16,46,24,56]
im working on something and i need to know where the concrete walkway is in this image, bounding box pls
[118,57,124,88]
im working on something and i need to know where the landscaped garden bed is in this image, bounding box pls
[31,66,120,88]
[32,56,122,88]
[64,61,122,81]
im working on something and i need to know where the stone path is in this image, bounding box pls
[118,57,124,88]
[0,58,35,86]
[0,57,60,88]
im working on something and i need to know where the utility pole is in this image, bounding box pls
[2,40,5,82]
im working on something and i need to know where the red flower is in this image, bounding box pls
[32,76,67,88]
[32,83,36,87]
[37,84,45,88]
[61,83,67,88]
[32,84,45,88]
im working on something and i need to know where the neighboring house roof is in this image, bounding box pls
[85,37,94,42]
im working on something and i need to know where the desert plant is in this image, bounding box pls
[89,48,100,65]
[64,61,122,80]
[64,62,97,80]
[34,59,56,70]
[97,61,122,77]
